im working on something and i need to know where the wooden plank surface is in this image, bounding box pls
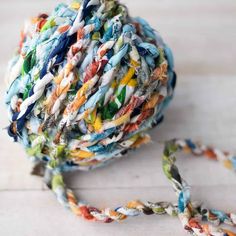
[0,0,236,74]
[0,0,236,236]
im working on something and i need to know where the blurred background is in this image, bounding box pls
[0,1,236,236]
[1,0,236,75]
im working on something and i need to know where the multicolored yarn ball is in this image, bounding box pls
[4,0,236,235]
[5,0,176,168]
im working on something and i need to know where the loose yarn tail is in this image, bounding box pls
[40,139,236,235]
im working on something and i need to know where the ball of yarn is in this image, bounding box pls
[5,2,236,233]
[5,0,176,172]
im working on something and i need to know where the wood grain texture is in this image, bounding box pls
[0,1,236,236]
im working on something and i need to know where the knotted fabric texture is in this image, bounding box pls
[4,0,236,235]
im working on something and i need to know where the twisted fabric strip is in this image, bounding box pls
[4,0,235,235]
[42,139,235,236]
[163,139,236,236]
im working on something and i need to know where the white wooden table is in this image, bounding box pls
[0,1,236,235]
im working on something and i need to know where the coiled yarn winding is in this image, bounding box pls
[5,0,176,170]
